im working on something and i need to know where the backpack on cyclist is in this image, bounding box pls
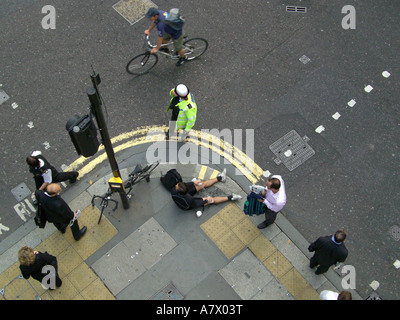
[163,8,185,31]
[160,169,183,191]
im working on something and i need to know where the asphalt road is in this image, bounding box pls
[0,0,399,299]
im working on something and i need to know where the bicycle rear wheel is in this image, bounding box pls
[183,38,208,60]
[126,52,158,75]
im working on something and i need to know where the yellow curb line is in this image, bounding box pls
[65,125,264,185]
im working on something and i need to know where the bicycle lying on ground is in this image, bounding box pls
[91,161,160,224]
[126,35,208,75]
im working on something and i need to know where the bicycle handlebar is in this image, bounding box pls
[144,35,156,49]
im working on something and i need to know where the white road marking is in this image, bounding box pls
[315,125,325,133]
[364,85,373,93]
[332,112,341,120]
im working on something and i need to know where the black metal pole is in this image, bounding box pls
[87,86,130,209]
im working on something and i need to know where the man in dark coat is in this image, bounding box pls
[35,183,87,241]
[308,229,348,275]
[18,246,62,289]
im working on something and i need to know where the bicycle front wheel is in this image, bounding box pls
[126,52,158,75]
[183,38,208,60]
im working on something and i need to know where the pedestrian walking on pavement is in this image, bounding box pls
[18,246,62,289]
[26,150,79,191]
[257,175,286,229]
[308,229,348,275]
[166,84,197,141]
[35,183,87,241]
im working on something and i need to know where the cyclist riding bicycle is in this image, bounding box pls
[144,7,187,66]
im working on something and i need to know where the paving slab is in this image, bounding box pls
[219,249,274,300]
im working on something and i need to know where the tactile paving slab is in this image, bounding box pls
[263,250,293,279]
[248,234,277,262]
[214,231,246,259]
[217,203,246,229]
[200,215,230,243]
[278,268,320,300]
[232,217,261,245]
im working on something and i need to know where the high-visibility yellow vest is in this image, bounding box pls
[167,89,197,131]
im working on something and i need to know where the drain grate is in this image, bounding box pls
[269,130,315,171]
[286,6,307,13]
[151,283,184,300]
[11,183,32,202]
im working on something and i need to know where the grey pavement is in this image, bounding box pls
[0,142,362,301]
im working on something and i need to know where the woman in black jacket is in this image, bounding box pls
[18,246,62,289]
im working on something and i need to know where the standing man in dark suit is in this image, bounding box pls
[308,229,348,275]
[35,183,87,241]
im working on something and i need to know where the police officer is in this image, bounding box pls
[26,151,79,205]
[166,84,197,141]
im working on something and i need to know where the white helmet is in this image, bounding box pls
[175,84,189,98]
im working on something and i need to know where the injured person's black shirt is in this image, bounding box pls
[170,187,206,210]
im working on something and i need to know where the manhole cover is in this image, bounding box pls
[0,89,10,105]
[269,130,315,171]
[150,282,184,300]
[113,0,158,25]
[389,225,400,241]
[11,183,32,202]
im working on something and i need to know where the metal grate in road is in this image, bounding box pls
[286,6,307,13]
[269,130,315,171]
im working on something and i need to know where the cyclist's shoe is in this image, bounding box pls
[231,193,242,201]
[160,48,170,54]
[218,168,226,183]
[176,56,188,66]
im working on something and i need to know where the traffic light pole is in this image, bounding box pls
[87,78,130,210]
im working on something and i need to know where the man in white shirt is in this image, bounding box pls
[257,175,286,229]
